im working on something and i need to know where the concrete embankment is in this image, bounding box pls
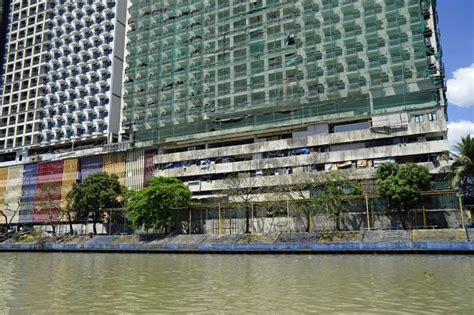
[0,229,473,254]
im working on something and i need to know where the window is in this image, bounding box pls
[428,112,437,121]
[414,114,424,123]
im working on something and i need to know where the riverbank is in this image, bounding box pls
[1,229,473,254]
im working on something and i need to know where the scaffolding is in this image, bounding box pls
[123,0,445,144]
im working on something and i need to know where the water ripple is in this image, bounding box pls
[0,253,472,313]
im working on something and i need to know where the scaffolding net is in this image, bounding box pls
[124,0,445,145]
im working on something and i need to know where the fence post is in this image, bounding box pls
[287,200,290,232]
[422,206,427,229]
[188,207,192,234]
[365,194,370,231]
[251,202,254,233]
[308,210,312,233]
[218,203,223,235]
[458,193,465,229]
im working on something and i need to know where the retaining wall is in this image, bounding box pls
[0,241,472,254]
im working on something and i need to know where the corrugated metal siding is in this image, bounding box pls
[144,149,156,186]
[34,161,64,223]
[61,159,78,209]
[0,167,8,213]
[104,153,126,186]
[20,163,38,223]
[80,155,104,182]
[5,165,23,225]
[125,149,145,190]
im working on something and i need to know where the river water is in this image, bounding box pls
[0,253,472,313]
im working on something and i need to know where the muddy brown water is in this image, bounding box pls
[0,253,472,313]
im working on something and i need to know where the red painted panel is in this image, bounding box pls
[144,149,156,186]
[34,161,64,223]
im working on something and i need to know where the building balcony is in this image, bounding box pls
[93,118,104,124]
[62,112,73,119]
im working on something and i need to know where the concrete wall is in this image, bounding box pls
[156,120,446,164]
[195,209,467,235]
[157,140,448,179]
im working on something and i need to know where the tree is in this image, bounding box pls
[36,182,62,236]
[0,190,23,235]
[310,171,361,231]
[221,174,264,233]
[274,173,315,232]
[376,163,432,229]
[67,173,123,235]
[450,135,474,200]
[269,171,360,232]
[126,177,192,233]
[61,190,76,235]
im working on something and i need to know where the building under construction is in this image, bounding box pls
[0,0,452,225]
[123,0,448,198]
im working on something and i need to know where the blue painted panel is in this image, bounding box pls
[79,155,104,182]
[19,163,38,223]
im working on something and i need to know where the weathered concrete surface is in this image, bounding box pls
[466,228,474,242]
[411,229,467,242]
[276,232,319,243]
[363,230,411,242]
[317,231,364,243]
[0,241,472,254]
[0,231,473,254]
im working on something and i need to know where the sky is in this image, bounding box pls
[437,0,474,148]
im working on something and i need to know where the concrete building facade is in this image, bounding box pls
[0,0,453,225]
[123,0,448,199]
[0,0,11,84]
[0,0,127,162]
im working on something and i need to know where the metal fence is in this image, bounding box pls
[175,190,470,234]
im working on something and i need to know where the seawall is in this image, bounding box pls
[0,241,473,254]
[1,229,473,254]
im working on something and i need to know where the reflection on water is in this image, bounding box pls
[0,253,473,313]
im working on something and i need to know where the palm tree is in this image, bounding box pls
[450,135,474,198]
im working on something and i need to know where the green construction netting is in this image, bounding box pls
[124,0,444,144]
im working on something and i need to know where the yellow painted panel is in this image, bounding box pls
[0,168,8,205]
[104,153,126,186]
[5,165,23,224]
[61,159,78,203]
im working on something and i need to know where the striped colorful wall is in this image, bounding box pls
[80,155,104,182]
[125,149,145,190]
[5,165,23,224]
[0,167,8,214]
[60,159,78,209]
[1,149,157,225]
[19,163,37,223]
[104,153,126,186]
[144,149,156,186]
[33,161,64,223]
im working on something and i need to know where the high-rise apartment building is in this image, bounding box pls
[0,0,454,225]
[0,0,11,97]
[124,0,448,198]
[0,0,127,160]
